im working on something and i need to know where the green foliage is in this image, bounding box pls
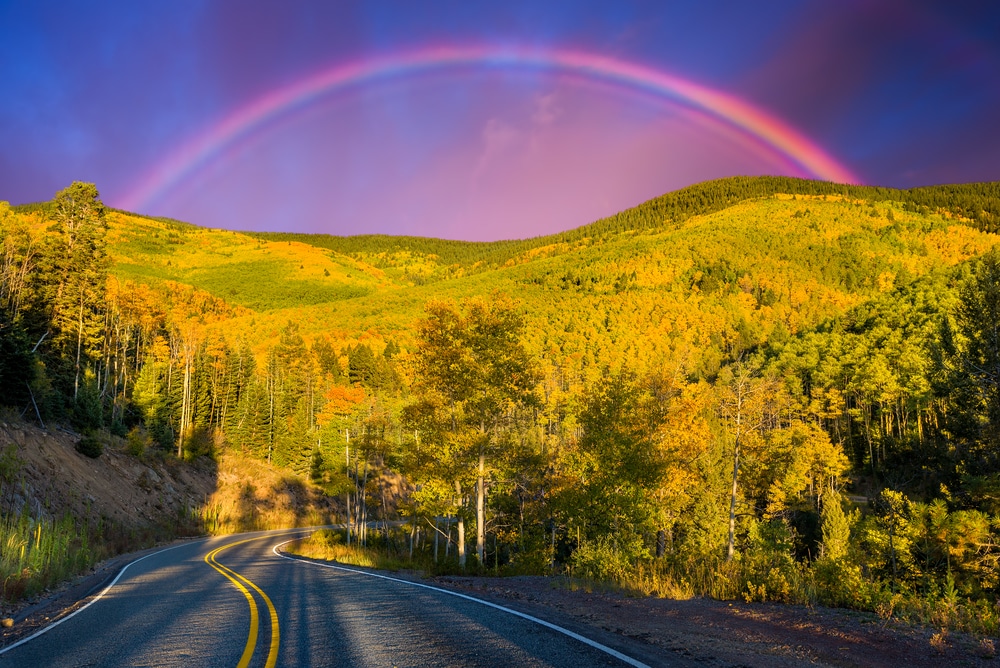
[942,249,1000,469]
[819,494,854,562]
[74,434,103,458]
[0,511,94,602]
[564,370,665,545]
[4,177,1000,630]
[571,534,646,581]
[0,309,34,407]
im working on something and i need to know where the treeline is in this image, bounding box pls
[248,177,1000,279]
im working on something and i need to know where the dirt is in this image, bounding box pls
[430,575,999,667]
[0,421,218,528]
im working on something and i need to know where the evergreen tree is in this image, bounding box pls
[943,249,1000,476]
[41,182,108,404]
[0,308,34,408]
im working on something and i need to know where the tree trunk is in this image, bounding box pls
[444,516,451,558]
[74,297,84,401]
[551,521,557,571]
[457,517,466,569]
[360,458,369,546]
[726,436,740,562]
[178,356,191,459]
[477,449,485,566]
[345,490,352,546]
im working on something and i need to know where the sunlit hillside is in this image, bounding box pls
[107,214,398,311]
[104,181,997,382]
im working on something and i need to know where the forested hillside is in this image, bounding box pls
[2,177,1000,633]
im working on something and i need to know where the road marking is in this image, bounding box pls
[272,538,650,668]
[0,540,199,656]
[206,536,285,668]
[205,545,260,668]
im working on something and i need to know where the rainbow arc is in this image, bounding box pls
[119,46,857,212]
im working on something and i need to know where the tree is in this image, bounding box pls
[0,202,39,322]
[717,360,775,562]
[943,249,1000,475]
[409,294,539,567]
[819,493,853,562]
[0,308,34,409]
[566,369,668,560]
[43,182,108,405]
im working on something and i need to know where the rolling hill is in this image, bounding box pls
[98,177,998,379]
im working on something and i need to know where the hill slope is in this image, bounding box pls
[101,181,998,380]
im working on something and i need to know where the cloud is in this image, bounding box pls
[473,117,521,182]
[531,91,562,126]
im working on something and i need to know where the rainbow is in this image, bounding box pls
[118,46,858,211]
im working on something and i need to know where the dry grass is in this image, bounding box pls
[200,453,335,535]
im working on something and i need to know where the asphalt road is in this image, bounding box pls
[0,529,649,667]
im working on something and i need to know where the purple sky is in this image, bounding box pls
[1,1,998,241]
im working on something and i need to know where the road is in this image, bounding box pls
[0,529,650,667]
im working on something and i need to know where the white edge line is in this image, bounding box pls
[271,538,649,668]
[0,539,201,656]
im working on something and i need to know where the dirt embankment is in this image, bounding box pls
[0,421,339,534]
[0,422,216,528]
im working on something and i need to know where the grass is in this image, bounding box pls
[564,554,1000,638]
[198,452,334,535]
[0,511,93,603]
[283,526,478,575]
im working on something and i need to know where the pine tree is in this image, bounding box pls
[937,249,1000,480]
[42,182,108,405]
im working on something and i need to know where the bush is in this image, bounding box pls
[571,535,644,581]
[75,435,103,458]
[125,426,150,458]
[312,528,343,546]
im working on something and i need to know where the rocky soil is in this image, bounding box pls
[0,421,216,529]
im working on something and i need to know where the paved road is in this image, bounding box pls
[0,529,649,667]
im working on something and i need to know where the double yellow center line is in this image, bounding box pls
[204,537,281,668]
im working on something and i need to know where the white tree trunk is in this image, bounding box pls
[477,451,485,566]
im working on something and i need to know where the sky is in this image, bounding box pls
[1,1,998,241]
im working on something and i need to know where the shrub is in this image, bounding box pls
[571,535,643,581]
[125,426,151,458]
[75,435,103,458]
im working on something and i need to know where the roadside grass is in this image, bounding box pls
[0,512,94,603]
[198,453,334,536]
[283,527,475,575]
[560,556,1000,638]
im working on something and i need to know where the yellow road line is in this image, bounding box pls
[205,546,259,668]
[205,535,287,668]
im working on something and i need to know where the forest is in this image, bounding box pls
[2,177,1000,633]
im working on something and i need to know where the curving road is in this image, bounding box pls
[0,529,652,667]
